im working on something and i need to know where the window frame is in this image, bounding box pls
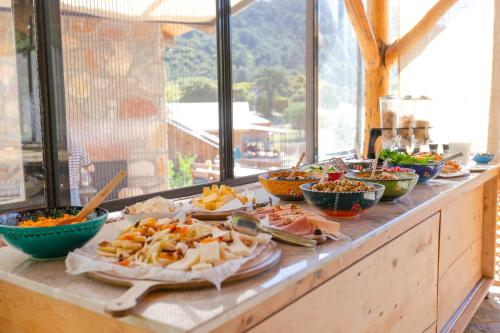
[2,0,361,213]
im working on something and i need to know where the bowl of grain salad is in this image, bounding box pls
[300,179,385,218]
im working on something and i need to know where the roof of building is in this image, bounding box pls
[166,102,279,132]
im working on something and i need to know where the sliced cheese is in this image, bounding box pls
[199,241,221,264]
[167,248,200,271]
[191,262,213,271]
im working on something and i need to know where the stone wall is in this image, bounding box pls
[60,15,169,199]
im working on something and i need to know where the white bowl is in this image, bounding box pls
[121,208,180,224]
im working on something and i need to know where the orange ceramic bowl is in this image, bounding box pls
[258,170,319,201]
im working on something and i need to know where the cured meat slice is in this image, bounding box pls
[280,216,313,236]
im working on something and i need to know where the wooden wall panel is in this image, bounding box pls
[249,214,440,333]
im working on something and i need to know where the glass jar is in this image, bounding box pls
[400,96,417,149]
[414,96,432,147]
[379,96,399,150]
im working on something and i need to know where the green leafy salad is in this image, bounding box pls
[380,150,436,165]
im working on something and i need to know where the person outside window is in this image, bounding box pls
[68,142,94,206]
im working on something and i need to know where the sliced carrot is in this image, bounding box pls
[117,260,129,267]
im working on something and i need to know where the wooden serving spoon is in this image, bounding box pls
[288,152,306,179]
[57,170,126,226]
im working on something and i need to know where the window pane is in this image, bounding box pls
[59,0,220,204]
[230,0,307,175]
[397,0,493,152]
[0,2,46,210]
[318,0,362,159]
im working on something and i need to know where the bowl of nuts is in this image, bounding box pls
[346,171,419,202]
[300,179,385,218]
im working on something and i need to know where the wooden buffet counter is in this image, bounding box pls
[0,166,498,333]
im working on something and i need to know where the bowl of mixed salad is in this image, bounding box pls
[346,171,419,202]
[380,150,443,183]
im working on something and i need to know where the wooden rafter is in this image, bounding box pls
[344,0,380,71]
[385,0,459,68]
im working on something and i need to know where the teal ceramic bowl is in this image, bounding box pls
[346,171,419,202]
[0,207,108,259]
[300,182,385,218]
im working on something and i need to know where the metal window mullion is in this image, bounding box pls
[306,0,319,163]
[35,0,70,206]
[216,0,234,180]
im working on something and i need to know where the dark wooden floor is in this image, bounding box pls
[466,287,500,333]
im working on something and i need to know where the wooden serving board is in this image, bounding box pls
[88,242,281,317]
[189,208,246,221]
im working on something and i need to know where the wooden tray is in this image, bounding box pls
[88,242,281,317]
[189,208,246,221]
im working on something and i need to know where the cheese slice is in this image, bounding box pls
[167,248,200,271]
[191,262,213,271]
[199,241,221,264]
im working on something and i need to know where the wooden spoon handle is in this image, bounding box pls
[105,280,159,317]
[77,170,126,220]
[288,152,305,179]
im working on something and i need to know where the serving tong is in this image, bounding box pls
[231,213,317,247]
[428,152,464,166]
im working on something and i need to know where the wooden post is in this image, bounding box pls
[363,0,389,157]
[343,0,380,71]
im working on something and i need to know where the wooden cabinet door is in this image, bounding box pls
[437,186,484,331]
[250,213,440,333]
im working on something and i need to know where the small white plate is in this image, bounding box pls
[438,168,470,178]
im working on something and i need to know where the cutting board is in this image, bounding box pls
[88,241,281,317]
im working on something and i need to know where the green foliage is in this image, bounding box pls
[166,77,218,102]
[233,82,254,102]
[284,102,306,130]
[15,31,31,56]
[254,67,289,117]
[178,77,218,102]
[168,154,196,188]
[273,96,289,113]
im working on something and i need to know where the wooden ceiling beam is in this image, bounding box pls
[344,0,380,71]
[385,0,459,69]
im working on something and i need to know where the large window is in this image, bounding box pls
[318,0,362,159]
[0,1,46,210]
[0,0,363,211]
[59,0,221,205]
[231,0,307,175]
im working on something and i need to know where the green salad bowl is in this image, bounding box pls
[0,206,108,259]
[346,171,419,202]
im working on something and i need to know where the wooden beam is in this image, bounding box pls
[343,0,380,71]
[385,0,458,68]
[363,0,390,157]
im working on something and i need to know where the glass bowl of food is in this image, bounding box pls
[259,170,319,201]
[346,171,419,202]
[0,206,108,259]
[380,150,443,183]
[122,196,181,223]
[300,180,385,218]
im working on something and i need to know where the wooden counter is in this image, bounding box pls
[0,166,498,333]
